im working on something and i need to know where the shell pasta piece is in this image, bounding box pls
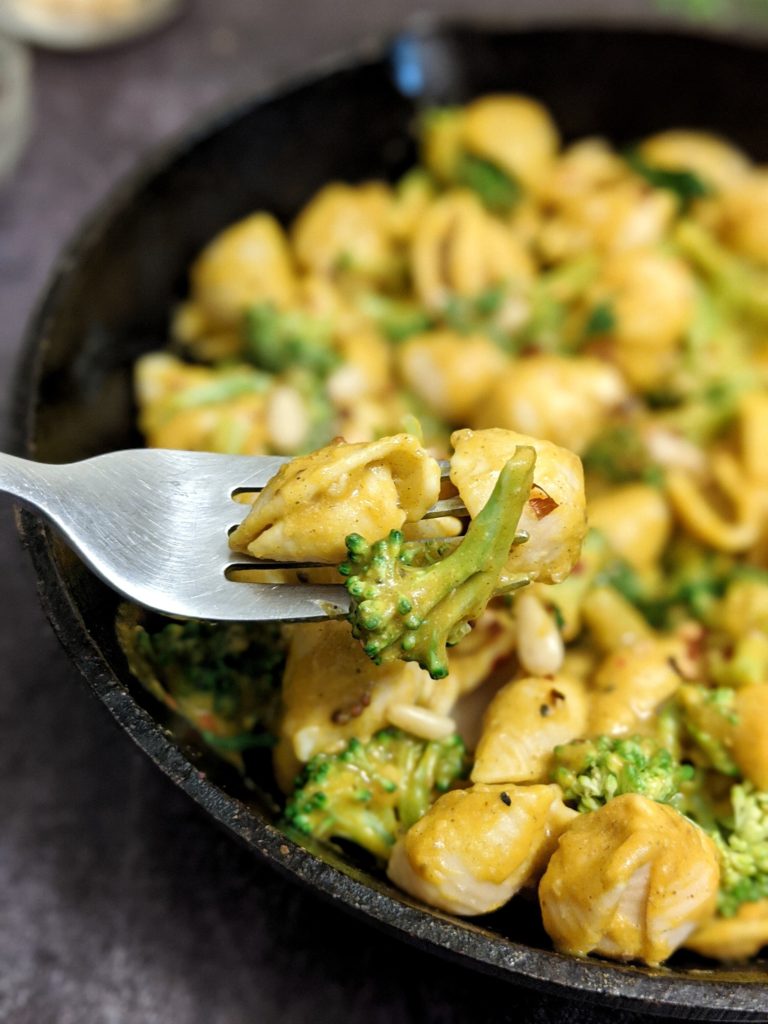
[187,212,296,331]
[587,640,683,737]
[273,619,431,791]
[388,783,576,916]
[471,355,627,455]
[411,191,533,308]
[396,330,507,423]
[450,427,587,584]
[471,675,587,784]
[686,900,768,961]
[539,794,720,965]
[229,433,441,563]
[124,88,768,968]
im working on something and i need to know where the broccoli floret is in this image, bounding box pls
[641,289,755,446]
[675,219,768,327]
[600,541,752,632]
[552,735,695,813]
[283,366,337,454]
[626,150,712,210]
[340,448,535,679]
[678,683,741,777]
[117,605,284,767]
[517,287,568,354]
[710,783,768,917]
[650,543,738,628]
[162,365,273,413]
[441,282,509,337]
[591,537,762,634]
[359,292,434,343]
[584,301,617,338]
[583,423,663,486]
[418,107,521,213]
[284,728,468,860]
[517,256,599,355]
[245,302,339,376]
[454,151,521,214]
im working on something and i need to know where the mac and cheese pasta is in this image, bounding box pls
[123,93,768,968]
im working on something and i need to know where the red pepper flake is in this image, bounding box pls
[681,623,706,664]
[528,485,559,520]
[550,688,566,703]
[528,483,561,520]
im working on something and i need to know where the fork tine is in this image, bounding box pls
[3,448,463,624]
[422,495,468,519]
[142,581,352,623]
[230,454,292,494]
[225,555,335,571]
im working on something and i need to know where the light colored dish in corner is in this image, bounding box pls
[0,0,183,50]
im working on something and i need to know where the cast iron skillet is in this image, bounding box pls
[12,23,768,1020]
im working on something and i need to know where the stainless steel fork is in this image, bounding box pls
[1,449,462,622]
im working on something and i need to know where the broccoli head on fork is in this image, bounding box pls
[339,447,536,679]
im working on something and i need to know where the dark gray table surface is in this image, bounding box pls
[0,2,756,1022]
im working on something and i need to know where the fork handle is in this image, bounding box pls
[0,452,63,515]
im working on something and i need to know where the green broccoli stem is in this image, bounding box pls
[675,219,768,327]
[394,552,505,676]
[345,447,535,678]
[244,301,338,376]
[625,151,712,210]
[454,151,521,213]
[166,370,272,413]
[409,447,533,605]
[398,734,460,828]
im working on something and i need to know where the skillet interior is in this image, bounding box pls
[13,24,768,1019]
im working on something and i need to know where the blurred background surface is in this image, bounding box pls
[2,2,768,1022]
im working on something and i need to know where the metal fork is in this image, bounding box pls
[1,449,464,623]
